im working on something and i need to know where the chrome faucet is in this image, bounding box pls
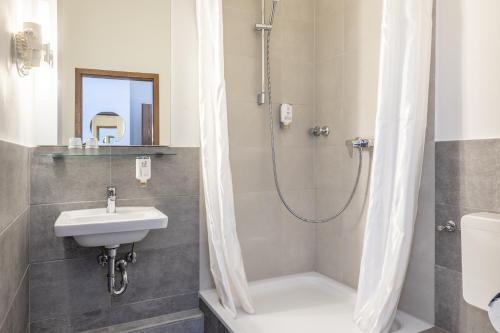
[107,186,116,214]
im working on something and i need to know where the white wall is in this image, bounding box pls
[436,0,500,141]
[58,0,171,145]
[170,0,200,147]
[0,0,57,146]
[1,0,198,147]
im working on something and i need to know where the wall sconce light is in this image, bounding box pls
[13,22,53,77]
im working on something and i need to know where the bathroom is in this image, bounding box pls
[0,0,498,332]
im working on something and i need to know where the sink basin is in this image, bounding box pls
[54,207,168,248]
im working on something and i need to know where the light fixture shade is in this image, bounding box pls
[13,21,53,76]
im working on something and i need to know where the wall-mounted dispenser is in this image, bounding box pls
[13,22,53,77]
[280,103,293,128]
[136,156,151,186]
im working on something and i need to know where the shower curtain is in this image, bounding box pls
[196,0,255,318]
[354,0,433,332]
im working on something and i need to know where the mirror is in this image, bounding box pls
[89,112,125,145]
[58,0,171,146]
[76,69,159,145]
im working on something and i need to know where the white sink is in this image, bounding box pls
[54,207,168,248]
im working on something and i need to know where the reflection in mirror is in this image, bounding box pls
[76,69,159,145]
[89,112,125,145]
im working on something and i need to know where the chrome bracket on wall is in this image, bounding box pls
[310,126,330,137]
[437,220,458,232]
[255,23,273,31]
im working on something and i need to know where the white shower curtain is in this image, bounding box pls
[196,0,255,318]
[354,0,433,332]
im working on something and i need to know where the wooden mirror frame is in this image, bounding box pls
[75,68,160,145]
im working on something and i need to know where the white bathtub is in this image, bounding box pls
[200,272,432,333]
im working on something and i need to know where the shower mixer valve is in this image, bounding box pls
[351,138,373,149]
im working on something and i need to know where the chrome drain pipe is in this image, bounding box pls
[112,259,128,295]
[99,247,130,296]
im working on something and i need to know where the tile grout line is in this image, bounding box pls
[28,146,32,330]
[29,291,201,326]
[30,242,201,265]
[435,263,461,275]
[0,206,29,239]
[0,265,29,330]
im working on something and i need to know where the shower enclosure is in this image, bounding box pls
[200,0,435,331]
[222,0,380,286]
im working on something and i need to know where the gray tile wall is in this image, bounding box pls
[435,140,498,332]
[199,299,230,333]
[399,1,436,322]
[29,147,200,332]
[0,140,30,332]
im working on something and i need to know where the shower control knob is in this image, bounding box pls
[311,126,330,137]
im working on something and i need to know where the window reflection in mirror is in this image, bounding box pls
[76,69,159,145]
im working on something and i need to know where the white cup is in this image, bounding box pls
[85,137,99,149]
[68,137,83,149]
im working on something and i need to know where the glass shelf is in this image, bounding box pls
[33,146,177,158]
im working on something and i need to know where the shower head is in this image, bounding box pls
[269,0,279,25]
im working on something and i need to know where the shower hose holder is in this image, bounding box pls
[255,23,273,31]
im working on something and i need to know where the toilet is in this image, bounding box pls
[462,213,500,310]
